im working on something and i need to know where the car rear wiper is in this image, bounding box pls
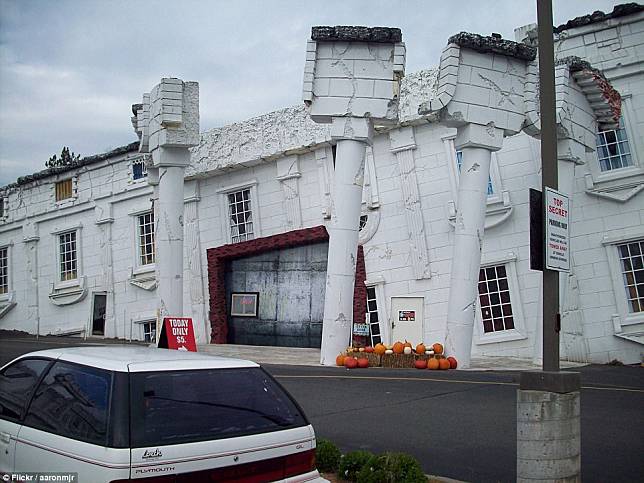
[144,395,293,426]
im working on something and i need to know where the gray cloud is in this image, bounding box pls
[0,0,622,185]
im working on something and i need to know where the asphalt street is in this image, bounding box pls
[1,333,642,482]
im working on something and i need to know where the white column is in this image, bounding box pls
[321,137,368,365]
[156,164,186,318]
[390,127,431,280]
[445,123,503,368]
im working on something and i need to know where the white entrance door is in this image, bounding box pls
[391,296,424,344]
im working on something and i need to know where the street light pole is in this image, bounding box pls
[537,0,560,373]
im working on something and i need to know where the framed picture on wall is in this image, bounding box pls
[230,292,259,317]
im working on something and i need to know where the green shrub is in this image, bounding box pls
[315,439,341,473]
[356,452,426,483]
[338,450,375,482]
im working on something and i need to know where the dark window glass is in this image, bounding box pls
[24,362,111,445]
[505,317,515,330]
[130,368,307,447]
[0,359,50,422]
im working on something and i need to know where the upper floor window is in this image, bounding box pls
[478,264,514,333]
[596,117,633,172]
[132,159,148,181]
[0,247,8,295]
[228,189,254,243]
[137,211,155,266]
[456,151,494,195]
[59,231,78,281]
[617,240,644,313]
[55,179,73,202]
[0,197,6,219]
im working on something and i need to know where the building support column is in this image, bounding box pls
[321,117,372,365]
[445,123,503,369]
[156,162,188,318]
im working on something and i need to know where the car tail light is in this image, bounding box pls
[284,448,316,478]
[110,448,317,483]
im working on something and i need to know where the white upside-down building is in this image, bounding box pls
[1,4,643,365]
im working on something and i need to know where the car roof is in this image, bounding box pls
[7,345,259,372]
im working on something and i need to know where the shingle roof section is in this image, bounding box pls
[311,26,402,43]
[447,32,537,61]
[554,2,644,34]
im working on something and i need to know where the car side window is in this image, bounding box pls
[0,358,51,423]
[23,361,112,446]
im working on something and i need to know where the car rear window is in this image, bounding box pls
[130,367,307,447]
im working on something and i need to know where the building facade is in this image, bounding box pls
[1,5,643,364]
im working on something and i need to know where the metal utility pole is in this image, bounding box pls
[517,2,581,480]
[537,0,559,372]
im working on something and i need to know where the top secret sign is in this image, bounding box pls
[545,187,570,272]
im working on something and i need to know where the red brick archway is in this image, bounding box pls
[206,225,366,344]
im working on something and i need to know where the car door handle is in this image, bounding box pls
[0,432,10,444]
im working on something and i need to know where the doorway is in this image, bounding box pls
[390,296,424,344]
[91,293,107,336]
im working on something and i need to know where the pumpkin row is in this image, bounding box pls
[336,353,458,369]
[346,341,444,356]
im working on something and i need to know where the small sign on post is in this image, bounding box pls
[545,187,570,272]
[158,317,197,352]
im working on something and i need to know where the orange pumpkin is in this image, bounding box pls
[415,343,426,355]
[427,358,440,370]
[432,343,444,355]
[374,343,386,355]
[439,358,450,370]
[336,354,346,366]
[403,340,413,349]
[393,341,405,354]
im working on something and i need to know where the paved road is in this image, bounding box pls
[1,334,642,482]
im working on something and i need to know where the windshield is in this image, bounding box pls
[130,367,307,447]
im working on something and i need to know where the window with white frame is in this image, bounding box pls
[228,189,254,243]
[59,231,78,282]
[596,116,633,172]
[142,321,157,343]
[617,240,644,313]
[478,264,514,333]
[132,159,148,181]
[366,286,382,346]
[137,211,155,266]
[456,151,494,195]
[0,247,8,295]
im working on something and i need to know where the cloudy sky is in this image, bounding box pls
[0,0,623,185]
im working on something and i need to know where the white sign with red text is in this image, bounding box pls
[545,187,570,272]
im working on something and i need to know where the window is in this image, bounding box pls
[456,151,494,195]
[137,211,155,266]
[596,117,632,172]
[143,321,156,343]
[0,358,51,422]
[130,368,306,446]
[0,246,7,295]
[478,265,514,333]
[228,189,254,243]
[59,231,78,281]
[55,179,73,202]
[359,215,368,231]
[231,293,259,317]
[617,240,644,313]
[0,197,5,219]
[366,286,382,346]
[132,158,147,180]
[24,361,111,445]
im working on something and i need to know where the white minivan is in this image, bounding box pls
[0,346,326,482]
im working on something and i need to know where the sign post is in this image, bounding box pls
[158,317,197,352]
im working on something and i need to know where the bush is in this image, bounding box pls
[356,452,426,483]
[338,450,375,482]
[316,439,341,473]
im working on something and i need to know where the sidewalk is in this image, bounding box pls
[197,343,587,370]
